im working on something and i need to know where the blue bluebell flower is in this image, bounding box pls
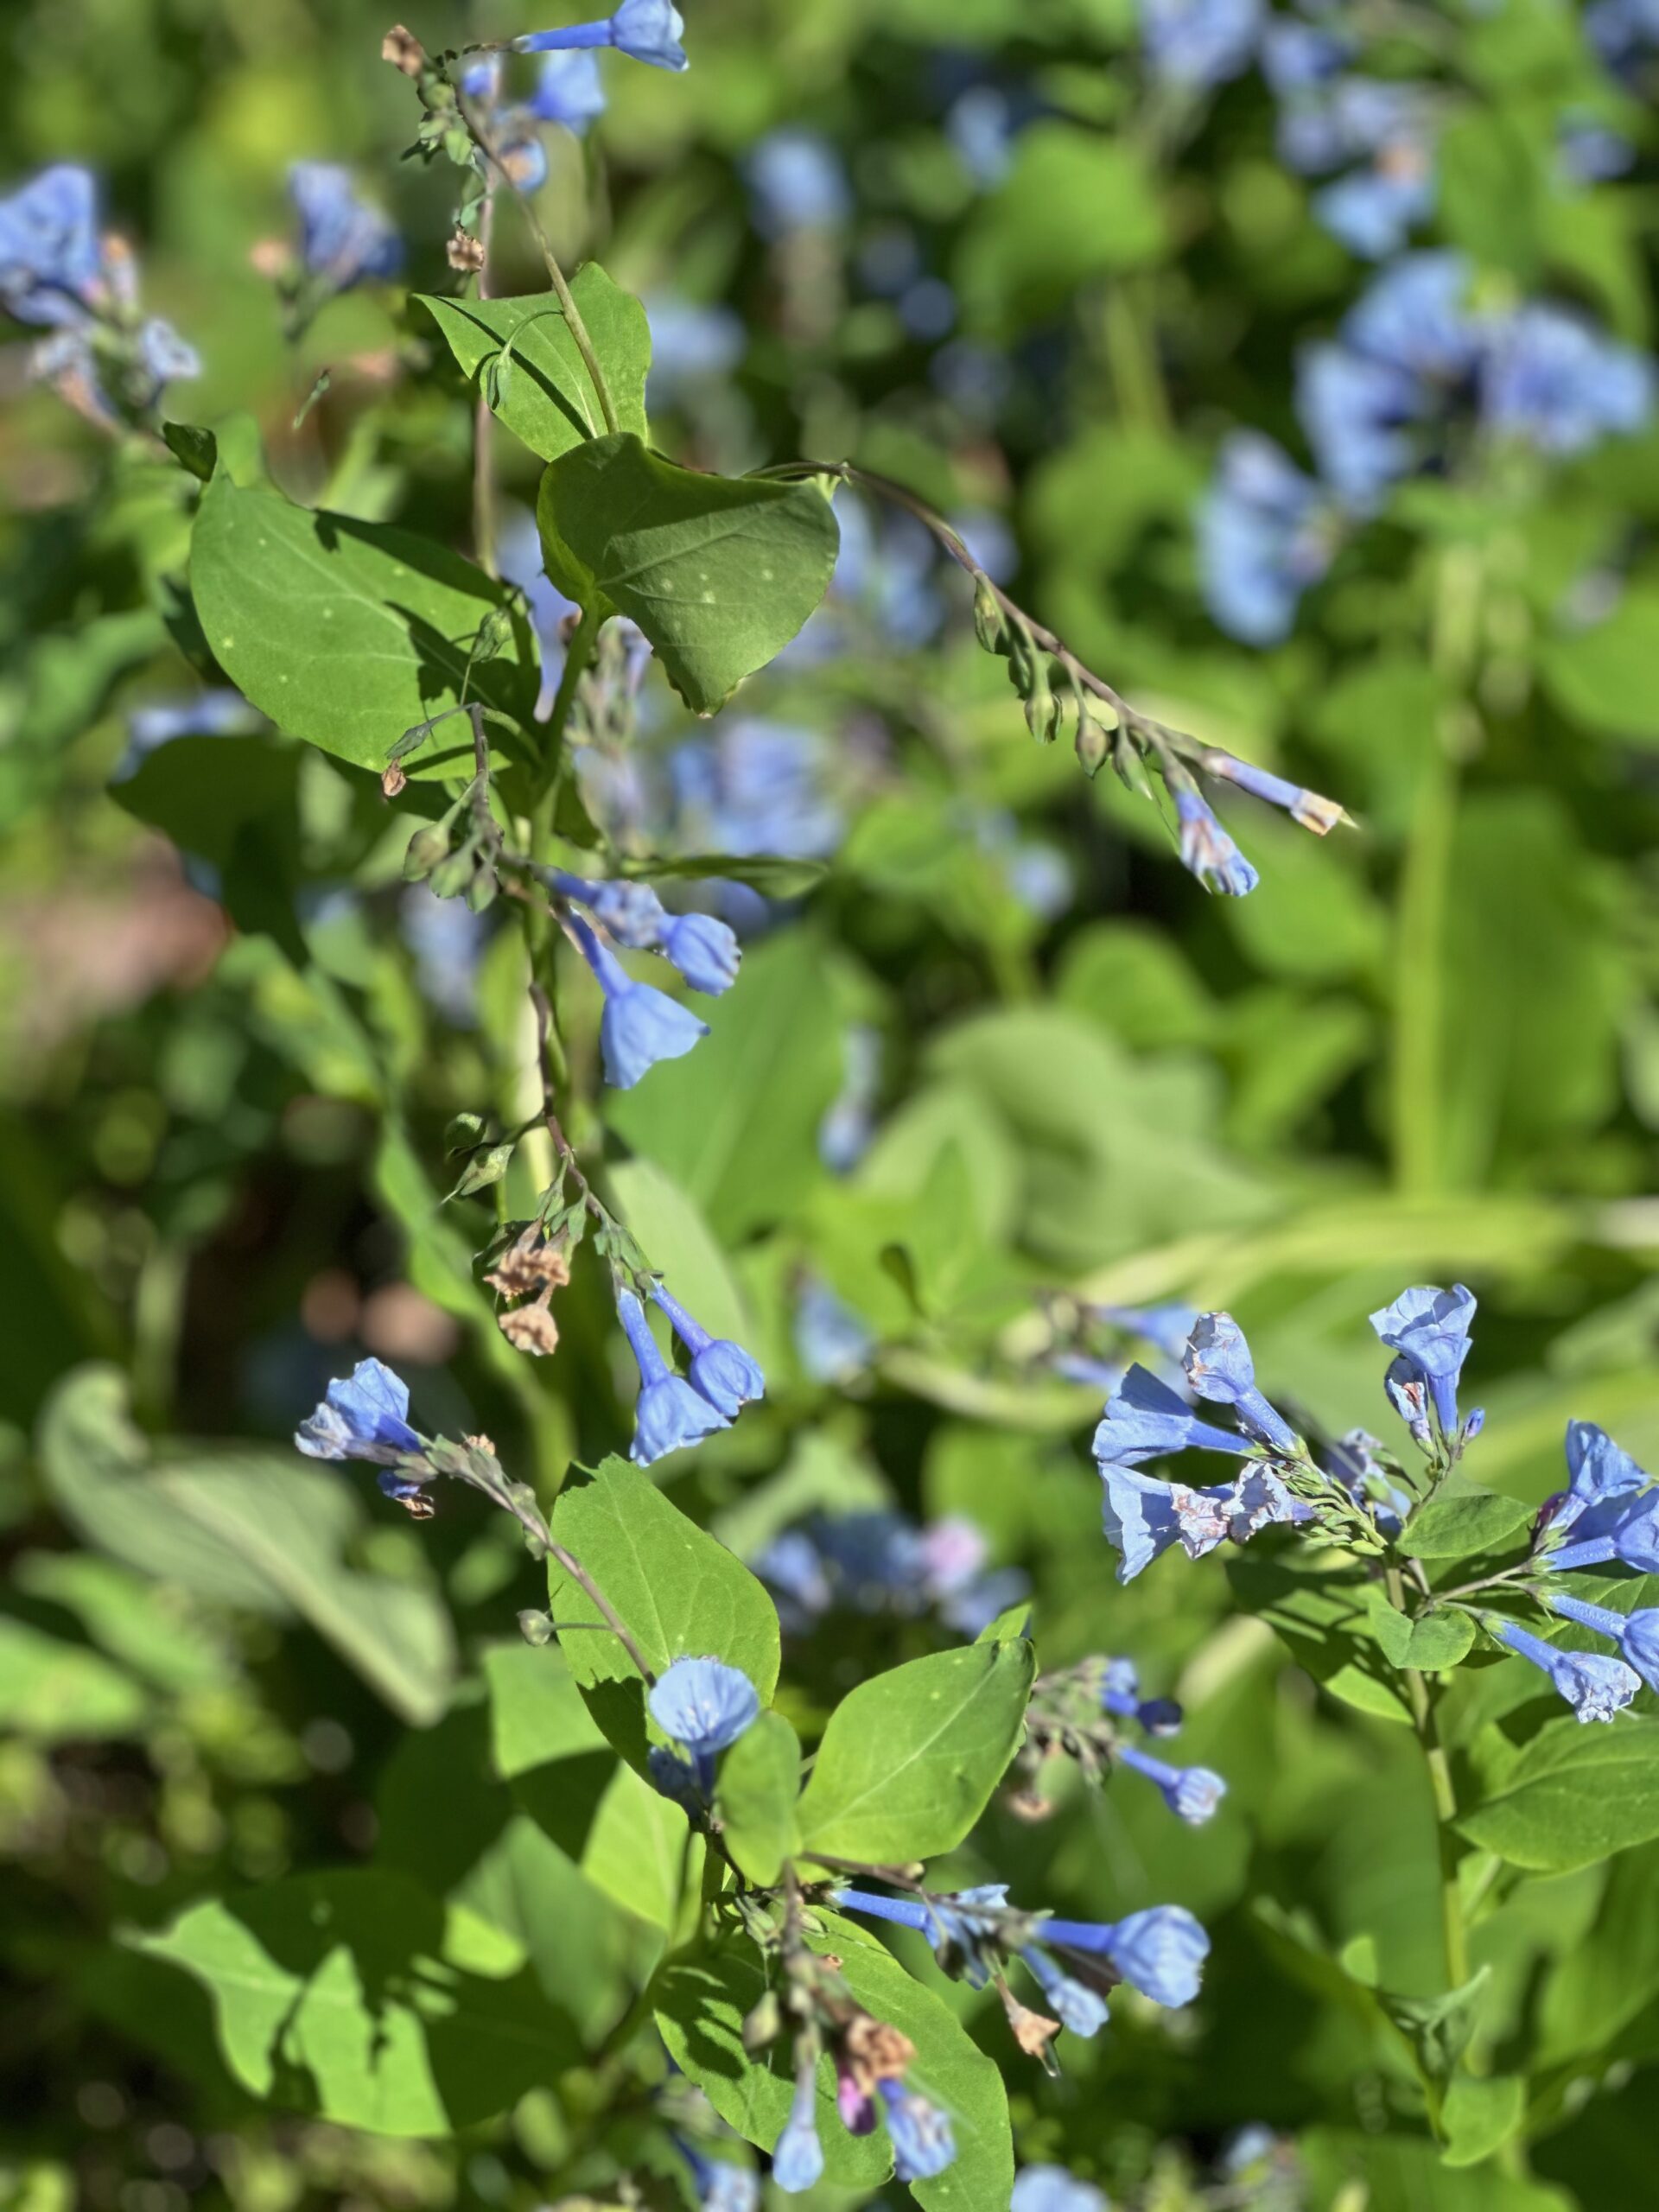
[1296,343,1421,511]
[649,1655,760,1762]
[1181,1313,1301,1457]
[1314,157,1434,260]
[402,885,490,1026]
[747,129,851,238]
[116,689,251,779]
[946,86,1020,188]
[1369,1284,1476,1437]
[296,1357,423,1465]
[1041,1905,1210,2008]
[1094,1363,1249,1465]
[1196,749,1344,835]
[1586,0,1659,80]
[1220,2125,1281,2177]
[1173,786,1260,895]
[1021,1943,1111,2036]
[516,0,688,70]
[1116,1743,1227,1825]
[1259,18,1349,93]
[650,1282,765,1419]
[677,2142,760,2212]
[288,162,403,290]
[878,2080,957,2182]
[660,912,741,995]
[794,1279,874,1383]
[1538,1420,1649,1550]
[831,1884,1012,1986]
[1197,431,1335,646]
[1101,1461,1305,1583]
[1479,304,1654,457]
[0,163,104,327]
[753,1529,833,1629]
[1011,2167,1109,2212]
[136,318,200,392]
[1557,113,1635,183]
[1095,1303,1201,1363]
[616,1287,728,1464]
[772,2070,824,2192]
[1547,1591,1659,1694]
[569,912,707,1088]
[1141,0,1263,89]
[1343,251,1484,385]
[527,50,608,130]
[641,292,746,404]
[1382,1358,1432,1452]
[671,719,844,861]
[1099,1659,1184,1736]
[548,870,666,947]
[1491,1618,1640,1722]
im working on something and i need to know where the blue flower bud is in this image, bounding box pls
[1173,787,1259,896]
[1181,1312,1301,1456]
[794,1279,874,1382]
[1492,1618,1640,1723]
[616,1287,728,1464]
[650,1282,766,1419]
[296,1357,423,1466]
[136,318,200,396]
[771,2073,824,2193]
[1116,1743,1226,1825]
[1369,1284,1476,1437]
[549,869,667,947]
[1045,1905,1211,2008]
[662,911,741,995]
[572,914,707,1088]
[1020,1945,1109,2037]
[878,2080,956,2182]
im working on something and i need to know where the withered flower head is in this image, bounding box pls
[382,24,426,75]
[500,1299,560,1357]
[842,2012,916,2092]
[447,229,487,274]
[485,1228,572,1299]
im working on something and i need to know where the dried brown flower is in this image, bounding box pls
[447,229,487,274]
[382,24,426,75]
[500,1300,561,1357]
[381,760,408,798]
[485,1230,572,1299]
[842,2013,916,2091]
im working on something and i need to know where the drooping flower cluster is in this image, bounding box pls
[753,1510,1028,1640]
[1012,1655,1225,1827]
[552,870,740,1090]
[0,164,199,427]
[458,52,607,194]
[294,1357,480,1515]
[832,1884,1211,2060]
[614,1286,765,1465]
[1201,248,1656,642]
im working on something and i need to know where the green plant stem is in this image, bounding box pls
[1102,278,1171,435]
[472,189,499,576]
[1392,542,1482,1195]
[1390,1567,1470,1990]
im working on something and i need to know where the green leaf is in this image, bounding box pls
[1541,582,1659,747]
[537,433,838,714]
[0,1618,149,1741]
[1363,1590,1478,1671]
[546,1458,781,1774]
[794,1640,1034,1866]
[1225,1554,1411,1724]
[716,1712,802,1886]
[1456,1717,1659,1872]
[134,1871,580,2133]
[162,419,218,480]
[631,853,830,898]
[607,931,842,1241]
[1376,1967,1490,2083]
[37,1366,455,1727]
[1401,1476,1535,1560]
[190,468,537,778]
[417,267,651,462]
[1441,2073,1527,2167]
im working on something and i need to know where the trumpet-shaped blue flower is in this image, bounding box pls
[1197,430,1335,645]
[1094,1363,1249,1465]
[1173,786,1259,895]
[1370,1284,1476,1437]
[137,317,200,391]
[549,869,666,946]
[651,1281,765,1419]
[1492,1618,1639,1723]
[516,0,688,71]
[1095,1302,1201,1362]
[296,1357,423,1465]
[1182,1313,1301,1456]
[1012,2168,1109,2212]
[880,2081,957,2182]
[1480,304,1653,457]
[831,1884,1011,1988]
[0,163,103,328]
[1101,1460,1304,1583]
[1043,1905,1211,2008]
[1547,1592,1659,1694]
[571,912,708,1088]
[1538,1420,1649,1556]
[1141,0,1263,88]
[772,2072,824,2192]
[677,2143,760,2212]
[289,162,403,289]
[1021,1944,1110,2036]
[649,1655,760,1758]
[1116,1743,1227,1825]
[1100,1657,1184,1735]
[616,1287,728,1464]
[1314,159,1433,260]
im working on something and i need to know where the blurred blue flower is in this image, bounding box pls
[677,2143,760,2212]
[1022,1943,1111,2035]
[1173,785,1260,894]
[1182,1312,1301,1456]
[1343,251,1484,385]
[1095,1302,1201,1363]
[497,507,578,717]
[616,1287,728,1464]
[642,292,746,404]
[1116,1742,1227,1824]
[1099,1658,1184,1735]
[946,86,1020,187]
[1492,1618,1640,1722]
[1141,0,1263,88]
[1557,112,1635,182]
[772,2075,823,2193]
[747,127,851,238]
[1260,18,1349,93]
[1479,304,1654,456]
[296,1357,423,1465]
[288,162,403,289]
[0,163,104,327]
[517,0,688,71]
[1296,342,1421,511]
[137,317,200,391]
[116,689,252,779]
[819,1023,881,1173]
[570,912,707,1087]
[651,1281,765,1419]
[879,2082,957,2182]
[1586,0,1659,80]
[402,885,490,1026]
[671,721,844,860]
[1548,1591,1659,1693]
[1012,2167,1109,2212]
[1369,1284,1476,1437]
[528,49,608,130]
[1314,159,1433,259]
[1198,430,1334,645]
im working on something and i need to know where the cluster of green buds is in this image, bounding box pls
[971,575,1124,781]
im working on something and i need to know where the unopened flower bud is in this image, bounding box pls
[382,23,426,75]
[518,1608,555,1647]
[972,573,1007,655]
[429,849,476,899]
[464,869,498,915]
[1074,710,1110,779]
[1023,662,1060,745]
[741,1991,782,2051]
[402,823,453,881]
